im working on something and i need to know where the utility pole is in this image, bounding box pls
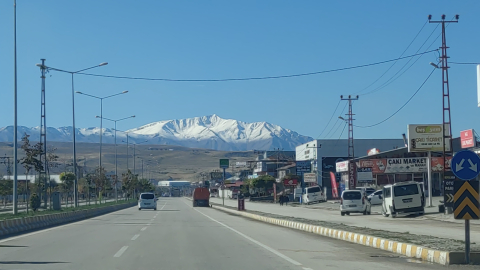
[13,0,18,215]
[341,95,358,190]
[39,59,49,208]
[429,12,460,258]
[429,14,457,211]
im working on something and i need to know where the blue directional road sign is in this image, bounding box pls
[452,150,480,180]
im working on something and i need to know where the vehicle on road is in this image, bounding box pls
[138,192,157,211]
[193,187,210,207]
[367,190,383,205]
[356,187,376,196]
[302,186,326,204]
[340,190,371,216]
[382,181,424,218]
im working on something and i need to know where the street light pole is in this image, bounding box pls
[131,141,148,176]
[97,115,135,203]
[76,90,128,202]
[13,0,18,214]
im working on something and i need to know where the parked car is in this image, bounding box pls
[356,187,376,196]
[302,186,326,205]
[340,190,371,216]
[367,190,383,205]
[382,181,424,218]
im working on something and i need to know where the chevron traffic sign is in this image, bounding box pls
[445,193,454,204]
[454,181,480,220]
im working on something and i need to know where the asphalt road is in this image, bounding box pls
[0,198,475,270]
[211,197,480,243]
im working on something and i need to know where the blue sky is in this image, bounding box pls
[0,0,479,141]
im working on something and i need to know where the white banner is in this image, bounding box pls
[303,173,317,183]
[384,158,428,173]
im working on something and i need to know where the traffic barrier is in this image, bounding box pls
[0,201,136,238]
[210,204,479,265]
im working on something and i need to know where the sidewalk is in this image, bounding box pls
[210,197,480,244]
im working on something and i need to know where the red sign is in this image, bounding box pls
[358,159,386,174]
[283,179,298,186]
[329,171,339,199]
[431,157,452,172]
[461,129,475,148]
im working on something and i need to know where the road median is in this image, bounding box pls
[208,202,480,265]
[0,200,137,238]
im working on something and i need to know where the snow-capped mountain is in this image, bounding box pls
[0,115,312,151]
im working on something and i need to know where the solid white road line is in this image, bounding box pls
[131,234,140,241]
[141,227,147,231]
[190,204,302,267]
[114,246,129,257]
[0,206,129,244]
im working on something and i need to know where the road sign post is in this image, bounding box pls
[452,150,480,265]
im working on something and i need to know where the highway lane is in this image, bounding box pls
[0,197,475,269]
[210,197,480,243]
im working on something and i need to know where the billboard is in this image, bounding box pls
[296,161,311,175]
[336,160,349,172]
[357,159,386,174]
[235,161,247,167]
[283,179,298,186]
[431,156,452,172]
[407,124,451,152]
[460,129,475,149]
[384,158,427,173]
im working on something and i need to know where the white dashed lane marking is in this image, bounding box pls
[114,246,128,257]
[131,234,140,241]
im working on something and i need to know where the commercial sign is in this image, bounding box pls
[235,161,247,167]
[303,173,317,183]
[296,161,311,175]
[357,159,386,174]
[407,124,451,152]
[431,157,452,172]
[461,129,475,149]
[336,160,349,172]
[357,167,373,183]
[283,179,298,186]
[384,158,427,173]
[348,161,357,189]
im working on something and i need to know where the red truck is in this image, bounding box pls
[193,187,210,207]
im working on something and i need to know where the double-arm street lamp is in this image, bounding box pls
[131,141,148,175]
[96,115,135,202]
[35,62,108,207]
[76,91,128,172]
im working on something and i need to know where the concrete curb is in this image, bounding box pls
[0,202,136,238]
[210,204,455,265]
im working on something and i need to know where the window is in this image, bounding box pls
[342,191,361,200]
[384,188,391,198]
[393,184,419,197]
[307,187,321,193]
[141,194,155,199]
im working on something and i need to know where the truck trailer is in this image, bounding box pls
[193,187,210,207]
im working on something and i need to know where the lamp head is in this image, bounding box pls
[99,62,108,66]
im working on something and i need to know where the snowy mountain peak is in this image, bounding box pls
[0,115,313,151]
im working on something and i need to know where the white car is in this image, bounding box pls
[367,190,383,205]
[340,190,371,216]
[138,192,157,210]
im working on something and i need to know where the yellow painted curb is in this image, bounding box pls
[210,204,449,265]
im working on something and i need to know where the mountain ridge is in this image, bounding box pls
[0,115,313,151]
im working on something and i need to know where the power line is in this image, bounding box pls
[451,62,480,65]
[67,50,438,82]
[324,102,348,138]
[333,123,348,147]
[360,24,440,96]
[355,68,436,128]
[354,20,428,95]
[315,100,341,139]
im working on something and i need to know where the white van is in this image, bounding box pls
[340,190,371,216]
[302,186,326,205]
[138,192,157,211]
[381,182,424,218]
